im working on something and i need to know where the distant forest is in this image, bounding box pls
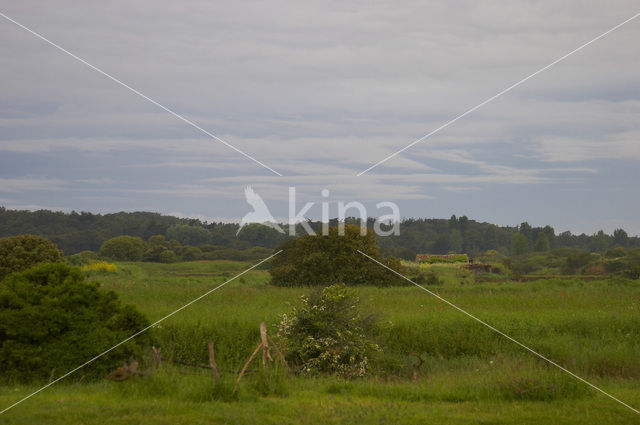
[0,207,638,259]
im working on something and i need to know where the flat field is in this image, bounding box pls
[1,260,639,424]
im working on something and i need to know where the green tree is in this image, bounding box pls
[588,230,610,253]
[449,229,463,253]
[541,225,556,248]
[511,233,530,256]
[180,246,203,261]
[147,235,169,248]
[166,224,211,246]
[99,236,145,261]
[519,222,533,242]
[458,215,469,233]
[613,228,629,247]
[276,284,380,378]
[142,235,171,262]
[159,250,179,263]
[448,215,458,230]
[269,224,404,287]
[0,263,149,382]
[534,232,550,252]
[562,251,593,274]
[0,234,63,281]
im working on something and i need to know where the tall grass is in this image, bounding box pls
[68,260,640,404]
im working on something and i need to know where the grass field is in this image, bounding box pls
[1,260,639,424]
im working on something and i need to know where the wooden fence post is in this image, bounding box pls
[208,341,220,384]
[260,322,272,375]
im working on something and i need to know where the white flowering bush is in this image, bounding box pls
[277,284,380,378]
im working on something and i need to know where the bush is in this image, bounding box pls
[143,245,167,262]
[270,224,404,287]
[159,250,179,263]
[67,250,99,266]
[276,284,380,378]
[0,234,63,281]
[0,263,149,382]
[81,261,118,274]
[99,236,145,261]
[605,247,626,259]
[562,251,594,274]
[180,246,203,261]
[414,271,442,285]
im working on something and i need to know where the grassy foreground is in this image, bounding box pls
[0,260,639,424]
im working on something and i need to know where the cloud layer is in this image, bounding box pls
[1,1,639,234]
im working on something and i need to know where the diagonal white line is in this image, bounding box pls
[357,249,640,415]
[0,250,282,415]
[357,11,640,176]
[0,11,283,177]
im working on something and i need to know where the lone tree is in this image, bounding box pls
[0,263,149,382]
[0,234,63,281]
[269,224,404,287]
[99,235,145,261]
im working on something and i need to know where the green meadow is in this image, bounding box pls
[1,260,639,424]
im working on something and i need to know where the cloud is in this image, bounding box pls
[534,131,640,162]
[0,178,67,192]
[0,0,639,234]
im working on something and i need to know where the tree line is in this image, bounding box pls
[1,207,638,258]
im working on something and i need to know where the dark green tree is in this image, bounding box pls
[270,224,404,287]
[0,263,149,382]
[534,232,550,252]
[449,229,463,253]
[511,233,530,256]
[589,230,610,253]
[458,215,469,233]
[166,224,211,246]
[613,229,629,247]
[0,235,63,281]
[448,215,458,230]
[519,222,533,242]
[99,236,145,261]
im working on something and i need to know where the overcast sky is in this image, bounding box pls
[1,1,639,234]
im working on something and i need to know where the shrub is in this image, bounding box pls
[605,247,626,259]
[270,224,404,287]
[0,263,149,382]
[159,250,179,263]
[81,261,118,274]
[419,255,468,264]
[276,284,381,378]
[562,251,594,274]
[414,271,442,285]
[67,250,99,266]
[0,234,63,281]
[625,264,640,279]
[143,245,167,262]
[99,236,145,261]
[180,246,203,261]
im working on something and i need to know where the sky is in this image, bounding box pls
[1,1,639,235]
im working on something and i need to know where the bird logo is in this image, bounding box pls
[237,186,284,235]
